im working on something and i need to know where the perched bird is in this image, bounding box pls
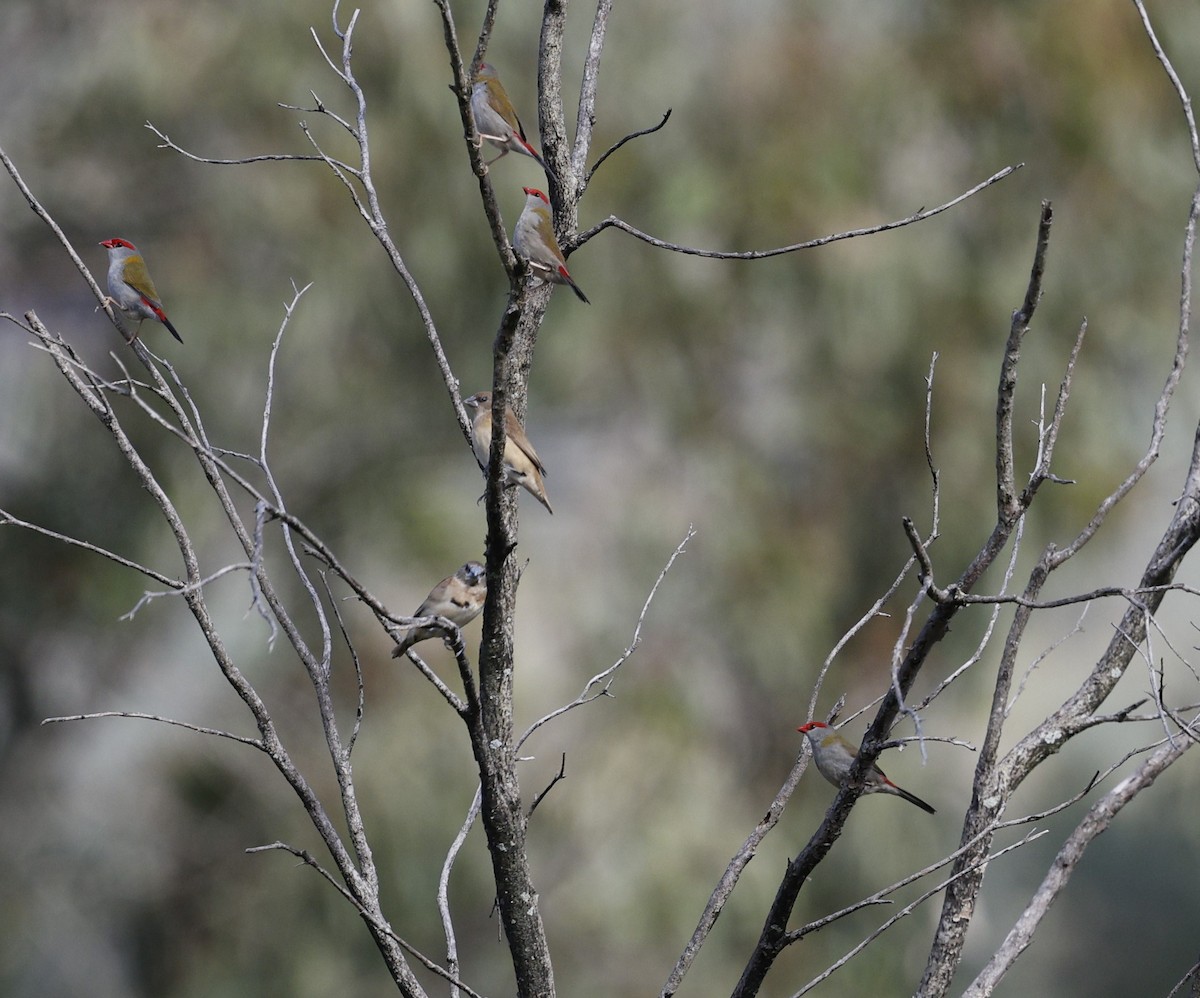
[512,187,590,304]
[797,721,936,814]
[99,238,183,343]
[471,63,547,169]
[463,391,553,514]
[391,561,487,657]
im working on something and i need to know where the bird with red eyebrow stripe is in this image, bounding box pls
[512,187,590,304]
[471,63,547,170]
[99,238,183,343]
[798,721,936,814]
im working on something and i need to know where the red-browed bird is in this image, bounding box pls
[471,63,547,170]
[100,238,183,343]
[512,187,589,304]
[798,721,936,814]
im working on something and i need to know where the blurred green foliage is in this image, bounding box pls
[3,0,1200,995]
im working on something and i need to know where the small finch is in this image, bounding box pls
[463,391,553,514]
[798,721,936,814]
[99,238,183,343]
[392,561,487,657]
[471,63,547,169]
[512,187,589,304]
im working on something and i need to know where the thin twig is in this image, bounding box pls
[527,754,567,817]
[146,122,361,175]
[438,785,483,998]
[516,526,695,751]
[1132,0,1200,172]
[962,731,1199,996]
[42,711,264,749]
[322,571,367,755]
[248,841,484,998]
[791,831,1045,997]
[584,109,672,190]
[0,509,180,590]
[577,165,1021,253]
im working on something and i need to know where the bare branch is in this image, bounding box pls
[322,572,367,755]
[398,646,469,715]
[1006,605,1090,715]
[6,134,427,984]
[791,830,1046,997]
[248,841,478,998]
[121,563,256,620]
[438,785,483,998]
[1132,0,1200,173]
[916,517,1026,718]
[1021,319,1088,503]
[517,525,695,751]
[1051,183,1196,566]
[277,89,358,136]
[584,109,672,190]
[42,711,265,750]
[995,199,1053,523]
[0,508,181,591]
[570,0,614,184]
[156,10,471,444]
[962,732,1198,995]
[922,352,942,533]
[145,121,361,175]
[576,164,1021,253]
[660,748,810,998]
[527,753,567,817]
[1165,959,1200,998]
[255,282,333,676]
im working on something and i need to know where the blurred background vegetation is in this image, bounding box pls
[3,0,1200,995]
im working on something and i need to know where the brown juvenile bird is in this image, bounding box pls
[391,561,487,658]
[463,391,553,514]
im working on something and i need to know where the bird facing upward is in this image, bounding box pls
[512,187,589,304]
[100,238,183,343]
[463,391,553,514]
[391,561,487,657]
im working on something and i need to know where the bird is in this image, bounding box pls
[512,187,589,304]
[391,561,487,657]
[463,391,553,514]
[471,63,547,170]
[99,238,183,343]
[797,721,936,814]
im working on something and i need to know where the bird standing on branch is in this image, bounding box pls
[392,561,487,658]
[100,238,183,344]
[464,391,554,514]
[471,63,547,170]
[513,187,590,304]
[798,721,936,814]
